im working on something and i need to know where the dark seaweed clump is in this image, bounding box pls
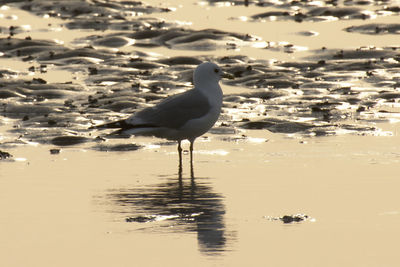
[0,150,12,159]
[265,214,311,223]
[280,214,309,224]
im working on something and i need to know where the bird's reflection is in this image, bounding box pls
[106,160,230,254]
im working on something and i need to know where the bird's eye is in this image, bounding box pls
[214,68,219,73]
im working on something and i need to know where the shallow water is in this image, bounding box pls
[1,0,400,266]
[2,130,400,266]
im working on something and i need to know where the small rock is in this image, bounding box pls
[126,215,156,223]
[50,148,60,154]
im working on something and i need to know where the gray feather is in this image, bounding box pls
[128,88,211,129]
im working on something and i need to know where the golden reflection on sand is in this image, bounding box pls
[1,1,400,266]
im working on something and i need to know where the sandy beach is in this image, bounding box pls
[1,1,400,266]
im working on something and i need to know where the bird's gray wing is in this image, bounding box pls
[128,88,211,129]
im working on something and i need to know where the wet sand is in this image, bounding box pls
[2,130,400,266]
[1,1,400,266]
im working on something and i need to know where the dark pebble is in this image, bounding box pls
[126,215,156,223]
[50,148,61,154]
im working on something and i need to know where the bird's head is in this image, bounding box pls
[193,62,233,87]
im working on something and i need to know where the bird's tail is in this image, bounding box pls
[89,119,129,130]
[90,119,158,136]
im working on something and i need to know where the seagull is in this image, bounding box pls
[91,62,229,163]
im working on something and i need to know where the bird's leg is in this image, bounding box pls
[178,140,183,177]
[190,158,194,179]
[189,140,194,165]
[178,140,183,160]
[189,140,194,178]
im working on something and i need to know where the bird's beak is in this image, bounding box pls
[221,71,235,80]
